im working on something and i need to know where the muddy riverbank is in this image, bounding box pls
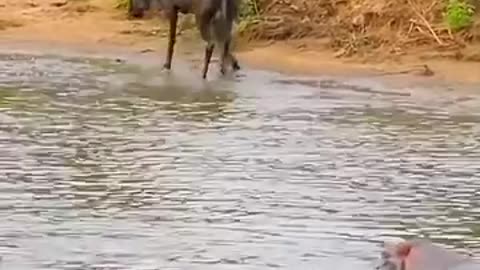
[1,38,479,94]
[1,0,480,85]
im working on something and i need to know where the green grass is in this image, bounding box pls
[236,0,262,35]
[444,0,476,31]
[239,0,261,19]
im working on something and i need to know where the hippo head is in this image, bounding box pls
[376,240,408,270]
[376,238,472,270]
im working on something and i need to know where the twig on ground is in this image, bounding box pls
[371,64,434,77]
[407,0,443,45]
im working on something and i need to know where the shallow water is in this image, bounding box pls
[0,53,479,270]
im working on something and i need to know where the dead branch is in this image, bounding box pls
[407,0,443,45]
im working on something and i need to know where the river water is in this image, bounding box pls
[0,52,479,270]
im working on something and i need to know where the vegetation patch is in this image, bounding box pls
[237,0,480,58]
[444,0,475,31]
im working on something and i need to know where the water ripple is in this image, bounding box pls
[0,53,479,269]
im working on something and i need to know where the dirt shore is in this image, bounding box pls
[1,0,480,84]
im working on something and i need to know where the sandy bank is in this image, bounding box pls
[0,0,479,86]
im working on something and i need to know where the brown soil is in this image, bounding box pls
[1,0,480,83]
[242,0,480,54]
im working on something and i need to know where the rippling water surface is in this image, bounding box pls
[0,53,480,270]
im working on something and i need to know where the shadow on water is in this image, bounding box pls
[1,52,480,269]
